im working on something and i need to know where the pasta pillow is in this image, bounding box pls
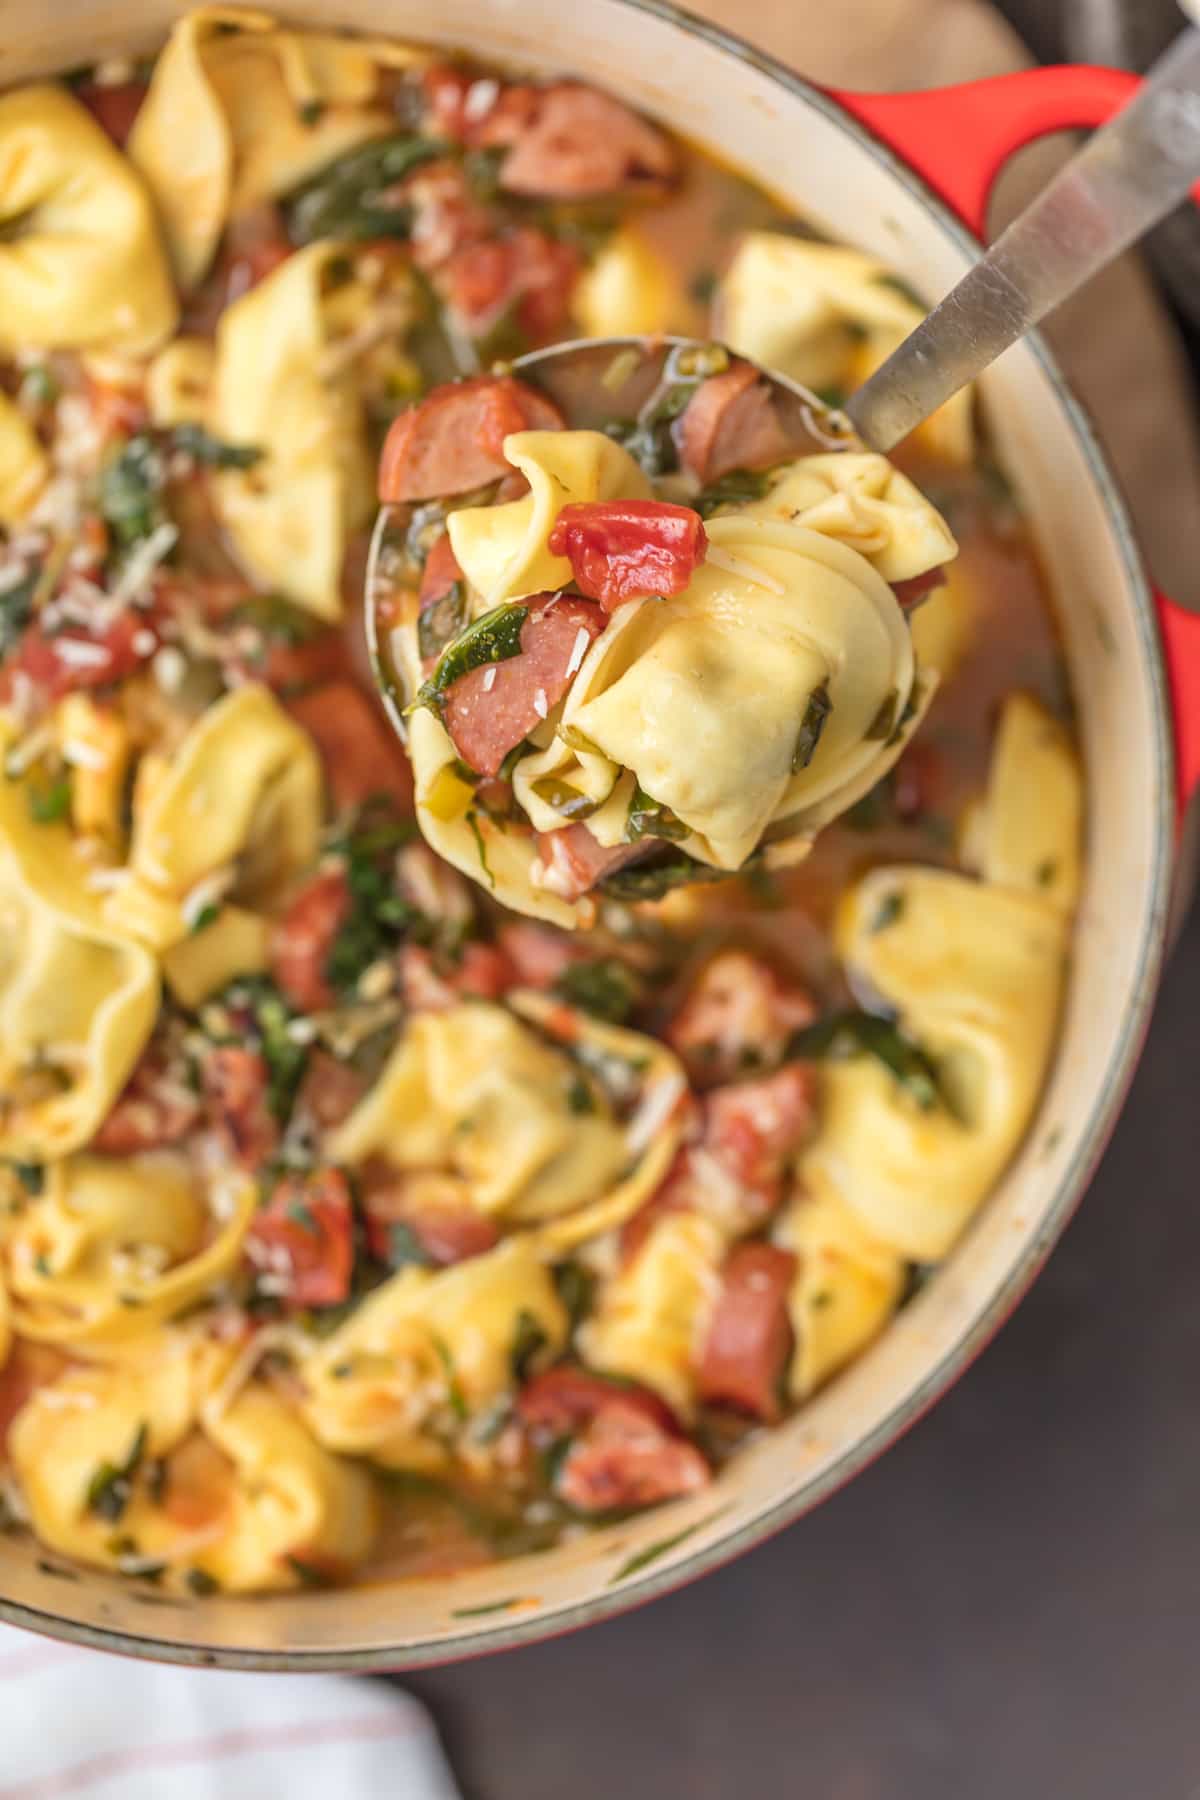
[210,243,376,617]
[719,233,973,463]
[105,684,322,952]
[0,84,177,355]
[775,1177,905,1398]
[302,1235,568,1470]
[129,5,424,287]
[0,744,159,1162]
[5,1153,256,1349]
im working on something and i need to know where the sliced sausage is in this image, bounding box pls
[891,566,947,610]
[402,160,492,274]
[499,84,676,198]
[696,1242,796,1421]
[418,532,465,610]
[442,227,581,342]
[269,867,352,1015]
[555,1399,711,1513]
[378,375,564,504]
[676,361,792,486]
[667,950,816,1087]
[535,826,653,902]
[547,500,707,611]
[286,681,414,817]
[701,1062,819,1217]
[93,1049,201,1155]
[244,1169,355,1309]
[75,79,148,147]
[201,1046,279,1171]
[517,1366,679,1439]
[292,1049,367,1134]
[442,595,605,778]
[397,941,516,1011]
[422,64,539,148]
[362,1171,501,1267]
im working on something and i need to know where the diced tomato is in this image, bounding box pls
[535,825,650,902]
[244,1169,355,1309]
[667,950,816,1087]
[3,611,160,704]
[496,920,588,988]
[292,1049,367,1133]
[702,1064,819,1197]
[84,372,150,443]
[161,1435,235,1533]
[397,941,516,1012]
[422,65,539,148]
[418,532,465,610]
[441,594,605,778]
[269,867,352,1015]
[378,375,564,505]
[517,1366,679,1439]
[362,1173,501,1268]
[696,1241,796,1421]
[286,681,414,817]
[201,1046,279,1171]
[93,1049,201,1155]
[547,501,707,611]
[499,84,676,198]
[403,160,493,274]
[442,227,581,343]
[555,1400,711,1513]
[75,79,148,146]
[676,361,791,485]
[891,566,947,610]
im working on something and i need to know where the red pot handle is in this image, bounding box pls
[833,68,1200,821]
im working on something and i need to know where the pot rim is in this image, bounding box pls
[0,0,1177,1670]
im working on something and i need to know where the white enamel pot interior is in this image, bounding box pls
[0,0,1178,1669]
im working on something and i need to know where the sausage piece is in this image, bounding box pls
[286,681,414,816]
[270,867,351,1015]
[696,1241,796,1421]
[378,375,564,504]
[499,84,676,198]
[676,361,791,485]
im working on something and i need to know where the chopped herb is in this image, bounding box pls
[115,1551,167,1582]
[417,580,468,664]
[600,848,737,903]
[792,683,832,773]
[450,1597,523,1619]
[33,1252,52,1278]
[412,602,528,714]
[100,434,166,549]
[609,1517,713,1584]
[865,689,899,741]
[566,1073,596,1115]
[184,1567,220,1596]
[553,1260,595,1331]
[874,271,924,308]
[886,685,920,748]
[462,145,505,202]
[36,1558,80,1582]
[18,363,57,408]
[85,1422,148,1524]
[5,1160,43,1195]
[232,592,321,651]
[814,384,848,409]
[188,902,220,936]
[323,800,427,996]
[433,1336,469,1422]
[285,133,446,243]
[214,976,308,1122]
[511,1308,549,1383]
[27,771,72,824]
[384,1221,434,1269]
[497,738,530,783]
[530,777,598,822]
[787,1009,944,1112]
[810,1288,834,1310]
[625,782,688,844]
[868,890,905,934]
[144,1458,168,1507]
[285,1555,334,1587]
[689,269,718,306]
[0,566,38,657]
[1035,858,1058,888]
[466,810,494,889]
[286,1199,319,1234]
[554,957,640,1024]
[693,468,771,518]
[299,98,326,126]
[169,423,264,470]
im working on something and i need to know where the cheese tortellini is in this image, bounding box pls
[210,243,377,617]
[129,6,424,287]
[5,1153,256,1348]
[0,84,177,355]
[719,233,973,463]
[105,683,322,951]
[0,747,159,1162]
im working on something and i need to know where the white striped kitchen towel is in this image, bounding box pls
[0,1622,462,1799]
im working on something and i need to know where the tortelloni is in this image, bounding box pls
[0,742,159,1162]
[209,243,377,617]
[105,683,322,952]
[404,429,950,927]
[800,694,1081,1265]
[718,233,973,464]
[330,997,687,1247]
[775,1180,905,1399]
[0,84,177,355]
[8,1347,378,1592]
[302,1236,568,1471]
[5,1154,256,1349]
[129,6,425,288]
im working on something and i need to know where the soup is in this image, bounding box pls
[0,11,1079,1596]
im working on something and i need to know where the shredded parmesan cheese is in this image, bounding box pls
[532,687,549,719]
[565,627,590,679]
[180,865,236,929]
[482,665,497,693]
[624,1069,687,1157]
[110,521,178,606]
[705,546,786,594]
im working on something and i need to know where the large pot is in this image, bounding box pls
[2,0,1198,1671]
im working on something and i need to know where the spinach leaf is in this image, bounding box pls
[786,1008,943,1111]
[383,1221,434,1270]
[169,423,264,470]
[625,782,688,844]
[85,1422,148,1523]
[231,592,321,652]
[511,1308,549,1383]
[324,803,427,997]
[285,134,447,244]
[553,1259,595,1331]
[213,976,308,1120]
[412,602,528,714]
[27,771,72,824]
[553,957,640,1024]
[100,435,166,549]
[792,683,832,772]
[600,848,739,903]
[0,566,38,656]
[865,688,899,741]
[529,777,598,822]
[607,340,731,478]
[693,468,771,518]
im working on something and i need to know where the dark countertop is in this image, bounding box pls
[405,893,1200,1799]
